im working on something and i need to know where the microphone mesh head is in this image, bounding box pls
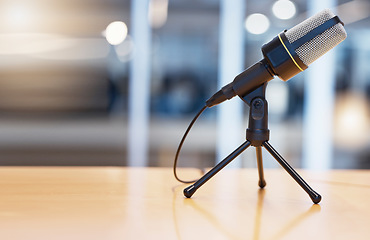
[285,9,347,66]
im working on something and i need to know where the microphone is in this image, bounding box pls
[206,9,347,107]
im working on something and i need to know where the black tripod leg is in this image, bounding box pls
[256,147,266,188]
[262,141,321,204]
[184,141,252,198]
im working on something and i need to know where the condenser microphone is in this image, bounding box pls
[206,9,347,107]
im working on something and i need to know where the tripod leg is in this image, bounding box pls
[256,147,266,188]
[262,141,321,204]
[184,141,251,198]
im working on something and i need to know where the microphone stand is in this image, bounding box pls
[183,83,322,204]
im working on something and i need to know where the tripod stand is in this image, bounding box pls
[183,83,321,204]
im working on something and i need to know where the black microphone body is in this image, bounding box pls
[205,9,347,108]
[206,59,274,107]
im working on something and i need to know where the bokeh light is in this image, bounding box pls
[245,13,270,35]
[272,0,296,20]
[105,21,128,45]
[334,93,370,150]
[115,35,135,62]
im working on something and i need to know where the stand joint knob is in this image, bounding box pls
[251,98,265,120]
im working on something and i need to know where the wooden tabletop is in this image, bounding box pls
[0,167,369,240]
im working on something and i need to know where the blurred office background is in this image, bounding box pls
[0,0,369,169]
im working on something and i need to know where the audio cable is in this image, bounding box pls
[173,105,208,184]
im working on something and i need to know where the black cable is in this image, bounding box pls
[173,105,208,183]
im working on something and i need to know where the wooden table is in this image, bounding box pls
[0,167,369,240]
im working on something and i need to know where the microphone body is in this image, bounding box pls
[206,59,274,107]
[206,9,347,108]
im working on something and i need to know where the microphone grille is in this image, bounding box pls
[285,9,347,66]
